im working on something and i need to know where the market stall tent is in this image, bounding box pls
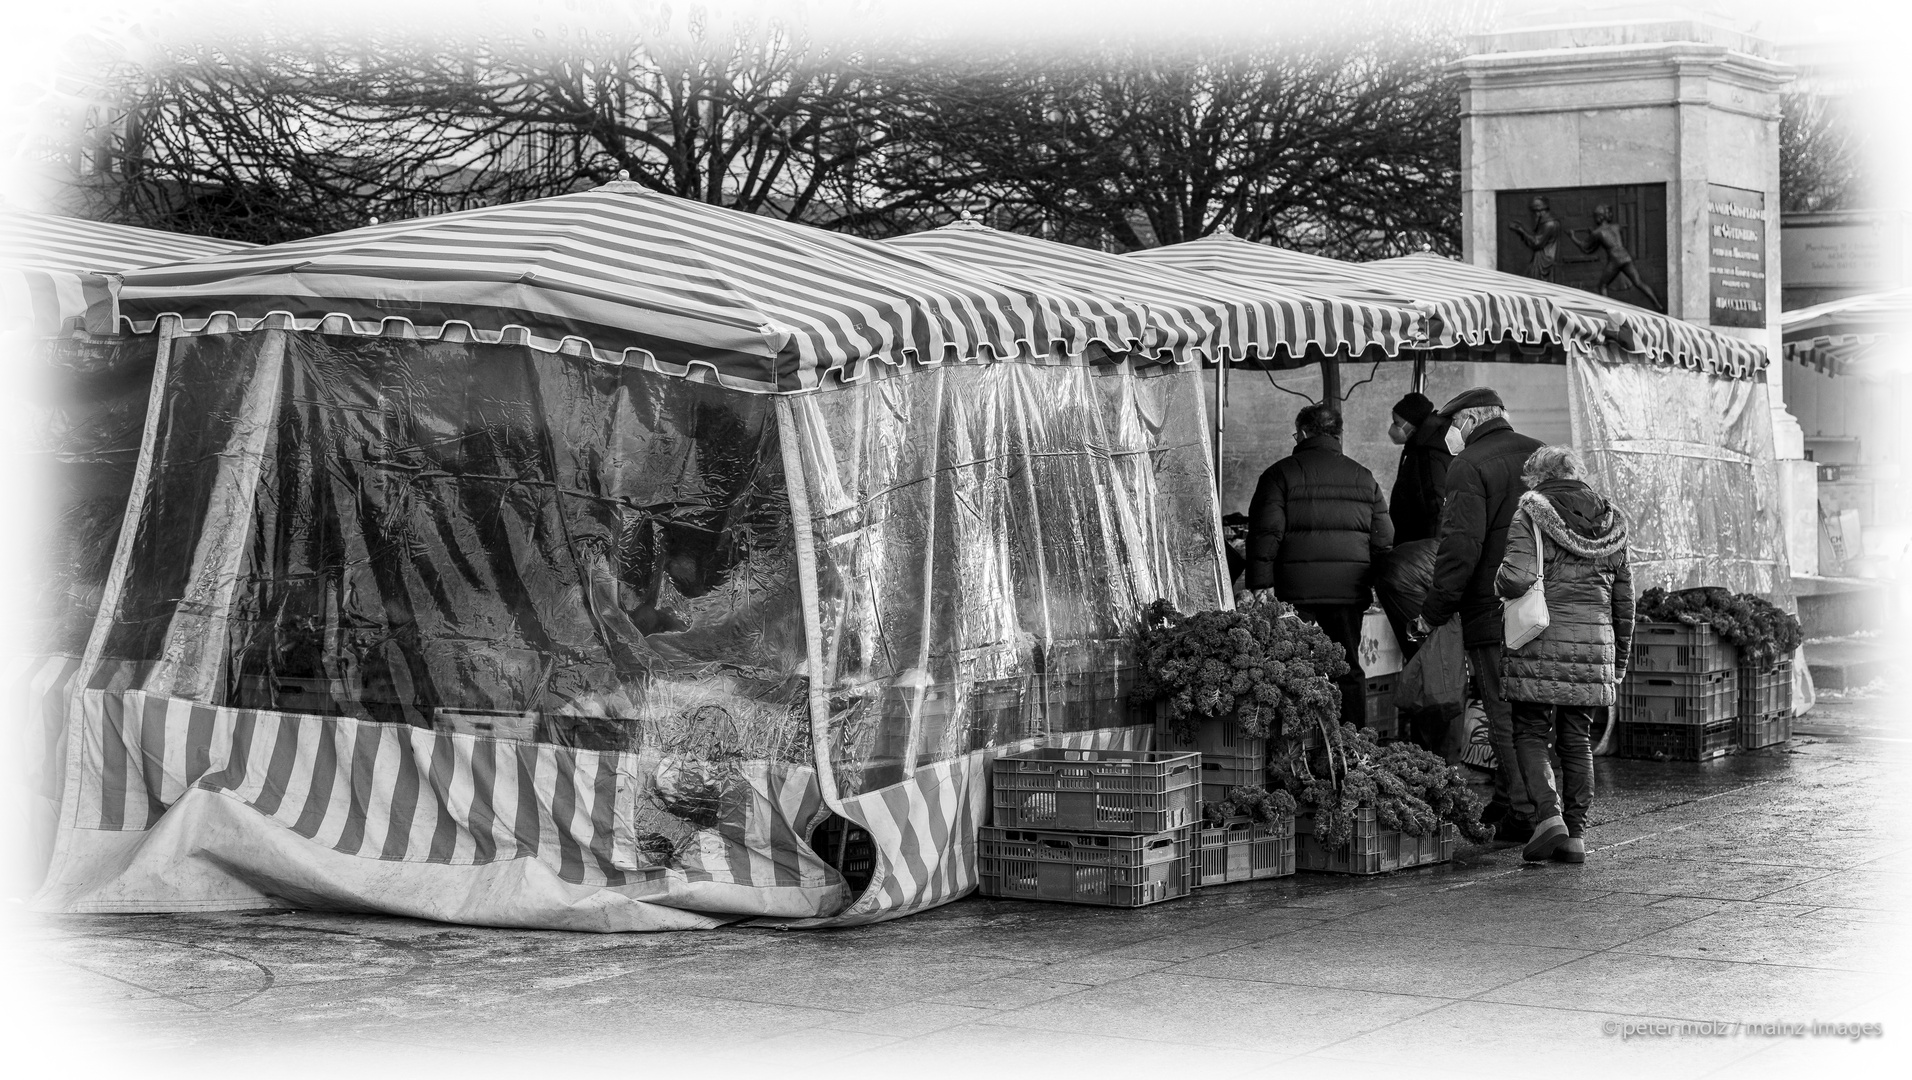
[1781,286,1912,378]
[24,184,1234,930]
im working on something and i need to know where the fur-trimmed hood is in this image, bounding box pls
[1519,484,1628,559]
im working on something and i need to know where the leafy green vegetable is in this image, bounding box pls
[1269,721,1491,850]
[1636,586,1802,669]
[1131,596,1346,741]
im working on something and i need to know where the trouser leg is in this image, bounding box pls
[1555,704,1597,836]
[1469,644,1533,818]
[1511,699,1562,824]
[1303,604,1367,728]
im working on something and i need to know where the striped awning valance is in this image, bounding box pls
[1780,287,1912,377]
[1371,253,1770,378]
[1130,234,1609,358]
[117,184,1156,395]
[1,210,252,337]
[884,223,1427,364]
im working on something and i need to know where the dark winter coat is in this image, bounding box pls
[1416,417,1543,647]
[1244,434,1394,606]
[1388,416,1452,544]
[1496,481,1636,706]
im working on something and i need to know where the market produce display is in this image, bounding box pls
[1270,720,1492,852]
[1201,784,1297,827]
[1635,586,1803,669]
[1132,597,1346,743]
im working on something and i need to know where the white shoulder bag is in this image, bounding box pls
[1503,511,1550,649]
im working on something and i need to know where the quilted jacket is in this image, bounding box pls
[1495,480,1635,706]
[1244,434,1394,606]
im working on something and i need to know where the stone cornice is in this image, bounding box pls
[1449,42,1796,96]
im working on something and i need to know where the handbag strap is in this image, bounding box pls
[1532,508,1545,582]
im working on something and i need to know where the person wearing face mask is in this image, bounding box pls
[1411,387,1543,843]
[1243,403,1394,728]
[1386,392,1451,545]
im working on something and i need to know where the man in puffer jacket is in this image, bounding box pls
[1413,387,1542,841]
[1495,446,1634,865]
[1244,404,1394,727]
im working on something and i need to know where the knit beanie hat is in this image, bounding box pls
[1392,392,1435,426]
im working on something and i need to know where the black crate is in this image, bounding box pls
[1364,674,1399,740]
[1151,709,1267,777]
[1616,718,1737,761]
[977,825,1193,908]
[1192,815,1296,887]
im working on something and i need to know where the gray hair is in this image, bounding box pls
[1522,445,1584,485]
[1450,404,1505,433]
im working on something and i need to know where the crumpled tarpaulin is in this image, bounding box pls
[26,328,1221,929]
[1568,348,1793,605]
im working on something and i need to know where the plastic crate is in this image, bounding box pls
[1738,710,1793,750]
[1737,657,1794,720]
[1364,674,1399,740]
[1294,807,1457,875]
[991,748,1200,833]
[1152,709,1267,773]
[1192,814,1296,886]
[1618,668,1737,725]
[1616,717,1737,761]
[976,825,1193,908]
[1630,620,1736,673]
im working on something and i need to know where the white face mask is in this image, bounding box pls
[1444,425,1467,455]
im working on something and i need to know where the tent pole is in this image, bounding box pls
[1213,360,1226,504]
[1320,353,1342,404]
[1413,351,1428,394]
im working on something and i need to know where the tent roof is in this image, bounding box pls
[1370,253,1769,378]
[1,210,253,336]
[1779,287,1912,377]
[116,184,1156,395]
[884,223,1427,364]
[1129,234,1610,357]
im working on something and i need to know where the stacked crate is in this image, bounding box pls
[1737,653,1795,749]
[1154,711,1297,887]
[1363,673,1400,740]
[1295,807,1458,875]
[978,747,1199,908]
[1618,621,1739,760]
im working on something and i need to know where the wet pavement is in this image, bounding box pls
[7,688,1910,1079]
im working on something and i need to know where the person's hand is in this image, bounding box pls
[1408,615,1431,641]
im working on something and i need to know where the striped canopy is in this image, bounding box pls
[1130,234,1608,357]
[1372,253,1770,378]
[117,183,1153,395]
[884,223,1426,363]
[1781,287,1912,377]
[1,210,251,336]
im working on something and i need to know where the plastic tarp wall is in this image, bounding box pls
[28,329,1217,929]
[782,363,1221,921]
[1569,351,1793,605]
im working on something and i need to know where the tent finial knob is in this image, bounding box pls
[618,169,631,181]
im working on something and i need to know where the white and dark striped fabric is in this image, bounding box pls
[1372,253,1770,378]
[884,223,1426,363]
[1781,287,1912,376]
[0,211,250,337]
[1131,234,1609,356]
[116,184,1154,395]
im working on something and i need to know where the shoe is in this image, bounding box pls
[1523,816,1569,862]
[1492,818,1532,844]
[1552,837,1586,864]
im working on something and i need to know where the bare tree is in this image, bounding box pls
[865,22,1469,256]
[1780,89,1868,213]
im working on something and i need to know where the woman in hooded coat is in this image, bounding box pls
[1495,446,1633,865]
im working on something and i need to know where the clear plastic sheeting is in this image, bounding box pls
[1568,351,1793,605]
[93,331,812,756]
[25,337,156,655]
[793,362,1224,796]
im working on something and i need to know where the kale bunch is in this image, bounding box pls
[1202,784,1298,826]
[1132,597,1347,741]
[1268,722,1490,851]
[1636,586,1803,669]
